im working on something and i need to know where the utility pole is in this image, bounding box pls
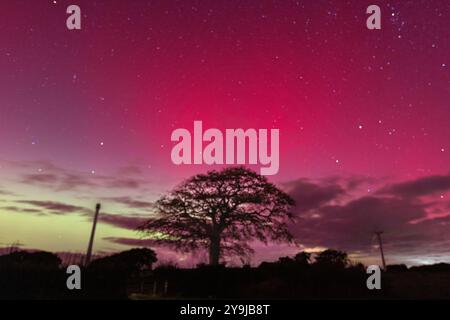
[85,203,101,266]
[374,231,386,270]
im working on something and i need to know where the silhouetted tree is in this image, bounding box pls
[89,248,157,274]
[277,256,295,266]
[0,250,61,270]
[0,251,63,299]
[315,249,349,268]
[294,251,312,265]
[140,167,295,265]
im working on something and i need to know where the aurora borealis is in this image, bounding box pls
[0,0,449,266]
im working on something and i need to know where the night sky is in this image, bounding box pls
[0,0,449,266]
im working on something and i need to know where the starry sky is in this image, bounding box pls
[0,0,449,266]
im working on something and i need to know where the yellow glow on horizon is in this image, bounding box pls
[0,210,140,254]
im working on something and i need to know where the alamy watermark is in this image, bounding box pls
[170,121,280,175]
[366,265,382,290]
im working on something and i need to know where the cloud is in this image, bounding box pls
[379,173,450,198]
[284,174,450,265]
[104,196,155,209]
[7,197,150,231]
[286,179,345,212]
[16,200,90,215]
[116,165,144,176]
[0,189,17,197]
[96,212,149,230]
[290,195,429,251]
[103,236,156,247]
[100,177,146,189]
[22,173,60,185]
[6,159,151,192]
[0,206,44,214]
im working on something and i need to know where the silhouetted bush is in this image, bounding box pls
[409,263,450,273]
[0,251,64,299]
[387,264,408,272]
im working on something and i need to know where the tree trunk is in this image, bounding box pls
[208,235,221,266]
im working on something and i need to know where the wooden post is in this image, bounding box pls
[84,203,101,266]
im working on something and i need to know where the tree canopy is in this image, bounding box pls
[315,249,349,268]
[140,167,295,265]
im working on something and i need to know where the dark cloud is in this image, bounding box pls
[59,173,96,190]
[381,218,450,265]
[8,197,150,231]
[116,165,144,176]
[0,189,17,197]
[14,160,150,191]
[22,172,145,191]
[343,176,379,191]
[103,236,156,247]
[290,195,429,252]
[101,177,146,189]
[16,200,89,215]
[104,196,155,209]
[286,179,345,212]
[379,173,450,198]
[4,159,59,171]
[284,173,450,265]
[22,172,99,190]
[22,173,59,185]
[0,206,44,214]
[21,170,94,191]
[96,212,149,230]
